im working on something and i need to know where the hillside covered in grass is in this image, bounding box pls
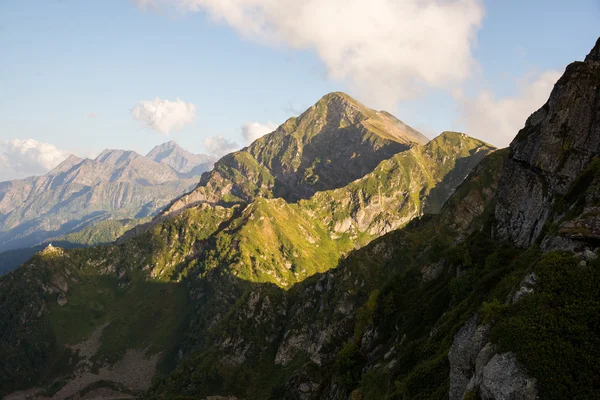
[0,93,493,399]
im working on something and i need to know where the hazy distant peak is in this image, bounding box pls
[147,141,216,173]
[146,140,184,158]
[94,149,142,165]
[48,154,84,175]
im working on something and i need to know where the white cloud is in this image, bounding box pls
[0,139,70,181]
[136,0,484,107]
[88,112,97,119]
[241,121,277,143]
[135,0,157,8]
[131,97,196,135]
[203,135,240,156]
[456,70,562,148]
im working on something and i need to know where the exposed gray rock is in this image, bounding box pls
[585,37,600,62]
[495,40,600,247]
[422,260,445,281]
[467,342,496,393]
[541,235,581,252]
[450,316,537,400]
[448,315,490,400]
[512,272,538,304]
[480,353,537,400]
[582,249,598,261]
[56,293,68,306]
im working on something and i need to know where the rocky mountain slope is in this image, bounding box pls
[0,92,493,399]
[0,142,214,255]
[159,92,429,218]
[2,38,599,400]
[146,132,492,288]
[147,39,600,400]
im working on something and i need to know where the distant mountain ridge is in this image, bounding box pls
[147,140,216,174]
[0,141,214,254]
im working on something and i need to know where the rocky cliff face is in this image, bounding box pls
[447,38,600,400]
[495,38,600,248]
[449,315,537,400]
[305,131,494,237]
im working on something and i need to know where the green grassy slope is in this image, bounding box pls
[152,150,600,400]
[0,204,234,395]
[0,132,492,396]
[0,218,148,275]
[148,147,510,399]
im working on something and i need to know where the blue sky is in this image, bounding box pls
[0,0,598,180]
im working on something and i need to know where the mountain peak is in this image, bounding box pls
[61,154,83,166]
[147,141,215,173]
[316,92,369,112]
[48,154,83,174]
[146,140,183,157]
[95,149,142,165]
[162,140,178,148]
[159,93,430,217]
[424,131,495,159]
[585,36,600,62]
[433,131,486,144]
[320,91,357,102]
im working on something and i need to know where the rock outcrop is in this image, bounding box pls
[495,39,600,247]
[449,316,537,400]
[448,38,600,400]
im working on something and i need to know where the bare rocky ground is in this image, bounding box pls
[5,324,159,400]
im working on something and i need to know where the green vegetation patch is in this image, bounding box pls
[491,252,600,400]
[46,268,187,370]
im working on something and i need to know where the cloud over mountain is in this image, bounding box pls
[456,70,562,147]
[132,97,196,135]
[241,121,277,143]
[132,0,563,146]
[203,135,240,156]
[0,139,70,181]
[135,0,483,107]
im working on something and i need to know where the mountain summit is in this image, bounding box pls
[161,92,428,217]
[146,140,216,174]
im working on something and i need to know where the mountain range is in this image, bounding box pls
[0,141,216,270]
[1,38,599,400]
